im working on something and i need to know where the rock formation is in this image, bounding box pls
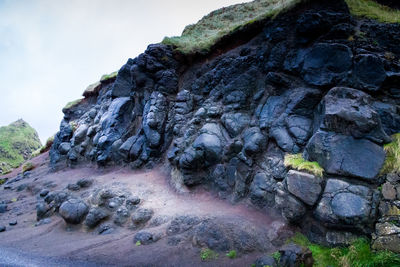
[49,0,400,250]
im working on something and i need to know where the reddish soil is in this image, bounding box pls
[0,153,293,266]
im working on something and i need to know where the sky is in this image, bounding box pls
[0,0,251,144]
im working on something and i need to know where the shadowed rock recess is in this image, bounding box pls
[50,0,400,248]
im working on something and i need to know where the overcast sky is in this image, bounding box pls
[0,0,250,144]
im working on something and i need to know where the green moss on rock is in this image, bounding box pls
[284,153,324,177]
[381,133,400,174]
[63,98,83,112]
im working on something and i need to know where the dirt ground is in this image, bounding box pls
[0,153,293,266]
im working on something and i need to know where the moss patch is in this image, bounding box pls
[0,120,41,173]
[200,248,219,261]
[100,71,118,83]
[345,0,400,23]
[289,233,400,267]
[284,153,324,177]
[381,133,400,174]
[162,0,302,55]
[63,98,83,111]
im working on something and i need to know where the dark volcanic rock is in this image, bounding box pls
[305,131,385,181]
[286,170,322,206]
[134,231,159,245]
[0,226,6,232]
[317,87,390,144]
[84,207,109,228]
[59,199,89,224]
[279,244,314,267]
[0,204,8,213]
[314,179,379,232]
[131,208,154,226]
[254,255,277,267]
[302,43,352,86]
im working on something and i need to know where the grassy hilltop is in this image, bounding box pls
[0,119,41,174]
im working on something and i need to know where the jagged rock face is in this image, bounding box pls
[50,0,400,246]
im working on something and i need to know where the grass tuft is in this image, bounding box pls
[226,250,237,259]
[200,248,219,261]
[289,233,400,267]
[381,133,400,174]
[284,153,324,177]
[162,0,302,55]
[100,71,118,83]
[345,0,400,23]
[63,98,83,111]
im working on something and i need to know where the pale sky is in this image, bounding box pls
[0,0,250,144]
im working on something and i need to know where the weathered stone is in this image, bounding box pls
[59,199,89,224]
[305,131,385,181]
[279,244,314,267]
[286,170,322,206]
[302,43,352,86]
[382,182,397,200]
[84,207,109,228]
[314,179,378,231]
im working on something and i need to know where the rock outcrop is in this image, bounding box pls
[49,0,400,250]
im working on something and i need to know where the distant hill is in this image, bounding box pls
[0,119,42,174]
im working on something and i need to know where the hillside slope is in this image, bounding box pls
[0,119,41,174]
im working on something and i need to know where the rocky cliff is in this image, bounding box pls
[0,119,42,174]
[49,0,400,251]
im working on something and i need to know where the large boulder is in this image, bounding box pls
[317,87,390,144]
[353,54,386,92]
[314,179,379,232]
[302,43,352,86]
[305,131,385,181]
[59,199,89,224]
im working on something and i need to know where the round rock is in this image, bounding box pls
[59,199,89,224]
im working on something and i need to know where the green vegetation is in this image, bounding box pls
[135,241,141,246]
[0,119,42,174]
[63,98,83,111]
[32,135,55,158]
[284,153,324,177]
[289,233,400,267]
[271,251,281,262]
[0,178,7,185]
[345,0,400,23]
[22,162,35,173]
[100,71,118,82]
[381,133,400,174]
[200,248,219,261]
[162,0,302,54]
[226,250,237,259]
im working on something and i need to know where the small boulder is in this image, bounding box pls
[131,208,153,226]
[254,255,277,267]
[243,127,267,155]
[286,170,322,206]
[279,244,314,267]
[9,220,17,226]
[0,204,8,213]
[67,183,80,191]
[84,207,109,228]
[76,178,93,188]
[134,231,158,245]
[59,199,89,224]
